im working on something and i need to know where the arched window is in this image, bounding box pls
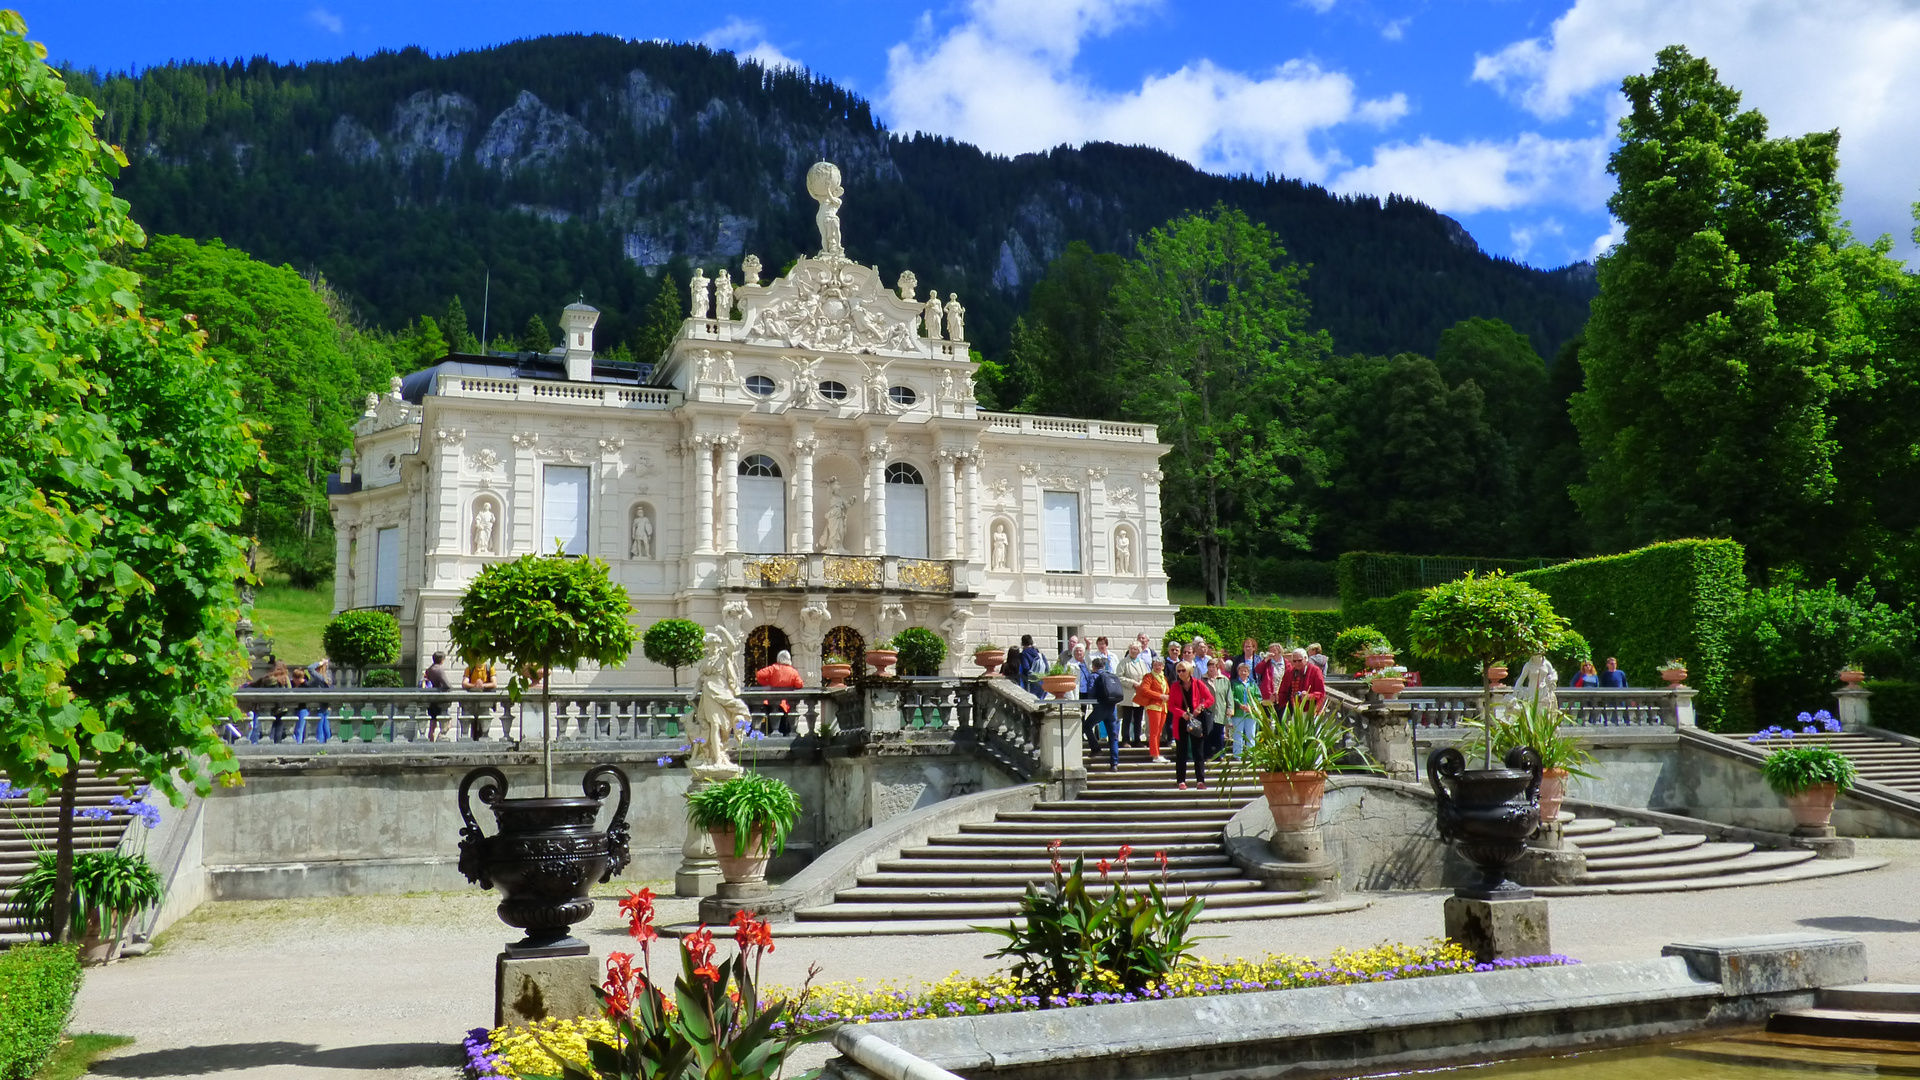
[818,380,849,402]
[738,455,786,552]
[884,462,929,558]
[888,385,918,407]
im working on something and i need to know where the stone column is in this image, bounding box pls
[1363,698,1416,783]
[1836,685,1871,731]
[938,451,958,558]
[1019,463,1042,583]
[1141,469,1165,576]
[865,438,889,556]
[794,435,817,553]
[690,436,715,555]
[964,451,983,562]
[676,763,743,897]
[719,434,741,553]
[1087,465,1108,574]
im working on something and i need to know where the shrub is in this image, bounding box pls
[1759,744,1858,796]
[1729,580,1917,729]
[1164,621,1222,656]
[641,618,705,687]
[892,626,947,676]
[685,772,803,857]
[321,609,401,677]
[0,944,82,1080]
[1332,625,1391,663]
[1867,680,1920,738]
[360,667,405,688]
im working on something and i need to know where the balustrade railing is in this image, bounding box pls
[1395,686,1685,732]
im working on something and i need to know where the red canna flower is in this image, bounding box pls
[1155,850,1169,870]
[1117,844,1134,863]
[1097,859,1112,877]
[603,951,637,1017]
[620,887,659,944]
[730,909,775,952]
[685,926,721,983]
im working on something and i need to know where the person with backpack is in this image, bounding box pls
[1086,656,1125,770]
[1011,634,1046,697]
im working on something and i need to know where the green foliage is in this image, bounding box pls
[1760,744,1858,796]
[1163,622,1222,655]
[1729,581,1916,728]
[23,1033,132,1080]
[321,610,402,673]
[1548,629,1593,673]
[521,313,553,353]
[10,851,163,941]
[1572,47,1911,580]
[443,295,479,353]
[1243,699,1371,775]
[359,668,406,688]
[1865,680,1920,738]
[1459,699,1594,777]
[978,855,1205,999]
[1337,552,1562,613]
[1113,206,1330,606]
[0,943,82,1080]
[684,773,803,857]
[1331,626,1392,662]
[1168,606,1346,655]
[642,618,706,687]
[446,551,637,705]
[630,273,686,366]
[1408,572,1568,672]
[891,627,947,677]
[995,242,1127,417]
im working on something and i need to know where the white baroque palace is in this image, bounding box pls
[329,162,1176,685]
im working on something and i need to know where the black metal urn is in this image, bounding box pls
[1428,746,1542,899]
[457,764,632,956]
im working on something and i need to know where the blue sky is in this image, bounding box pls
[21,1,1920,268]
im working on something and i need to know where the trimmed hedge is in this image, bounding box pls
[0,944,81,1080]
[1866,680,1920,738]
[1166,555,1338,598]
[1337,552,1563,612]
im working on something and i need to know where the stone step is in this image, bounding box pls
[1000,807,1238,824]
[1566,825,1664,848]
[1767,1008,1920,1041]
[913,838,1224,856]
[1818,984,1920,1013]
[1568,833,1706,859]
[1581,841,1753,871]
[1575,848,1816,884]
[1535,856,1887,896]
[885,852,1229,872]
[833,879,1267,904]
[1059,795,1250,811]
[771,898,1373,936]
[1559,818,1616,836]
[858,867,1243,887]
[958,819,1223,837]
[795,888,1328,921]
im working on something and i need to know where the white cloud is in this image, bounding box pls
[306,7,343,34]
[880,0,1406,180]
[1472,0,1920,253]
[1588,218,1625,260]
[1381,18,1410,42]
[702,17,802,72]
[1331,133,1610,216]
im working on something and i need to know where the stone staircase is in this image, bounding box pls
[1769,983,1920,1040]
[1753,731,1920,796]
[784,746,1366,934]
[1533,813,1883,896]
[1,770,142,946]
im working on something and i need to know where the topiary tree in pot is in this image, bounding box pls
[321,609,402,687]
[1408,572,1569,772]
[642,617,705,687]
[892,626,947,677]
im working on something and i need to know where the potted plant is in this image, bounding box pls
[1461,698,1595,826]
[1839,662,1867,687]
[864,636,900,678]
[1366,665,1409,699]
[1659,658,1688,686]
[1242,699,1373,831]
[973,644,1007,675]
[821,653,853,688]
[685,772,803,888]
[1761,744,1857,832]
[1040,660,1080,699]
[1333,625,1391,674]
[642,617,706,688]
[892,626,948,676]
[10,849,165,962]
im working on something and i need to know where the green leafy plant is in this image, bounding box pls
[1332,625,1391,662]
[978,851,1206,999]
[9,851,163,943]
[821,653,848,666]
[892,627,947,677]
[322,610,403,684]
[642,618,705,688]
[1242,698,1373,775]
[359,668,405,689]
[1044,661,1073,677]
[685,773,803,857]
[1164,621,1222,656]
[1761,745,1858,797]
[1459,698,1594,778]
[1547,628,1592,673]
[1409,571,1569,769]
[0,943,83,1080]
[447,549,637,794]
[1659,658,1687,672]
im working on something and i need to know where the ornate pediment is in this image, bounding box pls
[738,254,924,356]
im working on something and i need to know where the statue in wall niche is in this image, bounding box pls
[821,477,856,553]
[630,507,654,559]
[714,269,734,321]
[720,351,738,385]
[1114,530,1134,575]
[1510,654,1559,717]
[921,293,943,339]
[690,624,748,771]
[940,369,955,401]
[689,268,711,319]
[897,270,917,303]
[742,254,762,286]
[944,294,966,341]
[990,521,1011,571]
[472,504,497,556]
[807,161,845,257]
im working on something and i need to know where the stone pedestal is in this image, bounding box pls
[716,880,771,900]
[1362,701,1415,783]
[1444,895,1551,963]
[1038,703,1087,800]
[1268,826,1325,865]
[1793,834,1856,858]
[676,763,743,897]
[1513,819,1586,887]
[1836,686,1872,732]
[497,950,599,1027]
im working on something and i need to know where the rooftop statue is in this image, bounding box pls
[807,161,844,257]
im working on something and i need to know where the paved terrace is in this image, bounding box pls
[74,837,1920,1080]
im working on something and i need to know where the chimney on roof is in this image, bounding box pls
[560,301,600,382]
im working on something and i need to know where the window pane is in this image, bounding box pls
[1042,492,1081,572]
[887,483,929,558]
[542,465,591,555]
[740,475,786,553]
[374,526,401,606]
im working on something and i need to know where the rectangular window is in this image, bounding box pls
[1042,491,1081,572]
[373,526,400,606]
[542,465,591,555]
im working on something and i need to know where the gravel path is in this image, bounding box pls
[72,838,1920,1079]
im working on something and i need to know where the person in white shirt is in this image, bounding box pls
[1115,643,1151,747]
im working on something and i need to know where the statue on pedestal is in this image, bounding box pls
[472,504,496,556]
[714,269,734,321]
[690,624,748,775]
[807,162,845,257]
[742,254,762,286]
[821,477,855,553]
[690,268,711,319]
[944,294,966,341]
[629,507,653,559]
[1509,654,1560,717]
[922,293,943,339]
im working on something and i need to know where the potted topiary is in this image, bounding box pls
[973,644,1007,675]
[1762,744,1858,833]
[1040,660,1080,699]
[892,626,948,677]
[1659,659,1688,686]
[1243,698,1373,833]
[864,636,900,678]
[1333,625,1391,674]
[821,653,853,688]
[321,609,403,687]
[685,772,803,888]
[642,617,706,688]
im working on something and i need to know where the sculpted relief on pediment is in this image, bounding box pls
[741,255,922,356]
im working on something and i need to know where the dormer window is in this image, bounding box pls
[888,385,918,407]
[818,380,849,402]
[745,374,776,397]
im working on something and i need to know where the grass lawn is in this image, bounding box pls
[249,584,332,664]
[33,1034,133,1080]
[1169,587,1338,611]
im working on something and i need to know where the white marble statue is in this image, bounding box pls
[690,624,749,771]
[1114,529,1134,575]
[472,504,496,556]
[821,477,855,553]
[713,269,734,321]
[990,521,1011,571]
[1510,653,1560,718]
[388,375,404,401]
[629,507,654,559]
[719,351,738,385]
[807,161,845,256]
[944,294,966,341]
[897,270,917,302]
[689,268,711,319]
[922,293,943,339]
[741,254,762,287]
[940,369,955,401]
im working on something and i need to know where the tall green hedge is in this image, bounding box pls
[0,944,81,1080]
[1337,552,1563,612]
[1866,680,1920,738]
[1172,607,1355,663]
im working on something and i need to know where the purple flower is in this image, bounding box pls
[657,756,673,767]
[76,806,112,821]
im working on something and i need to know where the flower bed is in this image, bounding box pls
[466,941,1577,1078]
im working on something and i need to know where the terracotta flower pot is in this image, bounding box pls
[1364,652,1395,671]
[1785,782,1838,830]
[1261,771,1327,830]
[1371,677,1406,700]
[79,913,120,966]
[1661,668,1688,686]
[821,663,852,688]
[1041,674,1080,699]
[709,826,772,885]
[1485,665,1509,688]
[865,649,899,677]
[973,648,1006,676]
[1839,669,1867,687]
[1538,767,1570,826]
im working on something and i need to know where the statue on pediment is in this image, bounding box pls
[808,162,845,257]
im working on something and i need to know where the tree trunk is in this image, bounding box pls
[50,767,79,943]
[542,671,554,797]
[1200,538,1228,608]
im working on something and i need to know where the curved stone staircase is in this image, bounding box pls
[1,770,142,945]
[1533,813,1884,896]
[784,746,1366,934]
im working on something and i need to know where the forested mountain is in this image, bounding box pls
[71,34,1595,362]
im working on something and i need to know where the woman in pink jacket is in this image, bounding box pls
[1166,661,1217,790]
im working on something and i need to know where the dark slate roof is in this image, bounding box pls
[327,472,361,495]
[398,352,655,404]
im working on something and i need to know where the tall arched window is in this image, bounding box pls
[739,454,787,553]
[884,462,929,558]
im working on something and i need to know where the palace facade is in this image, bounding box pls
[328,162,1176,685]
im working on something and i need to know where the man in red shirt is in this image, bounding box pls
[754,649,806,735]
[1275,648,1327,709]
